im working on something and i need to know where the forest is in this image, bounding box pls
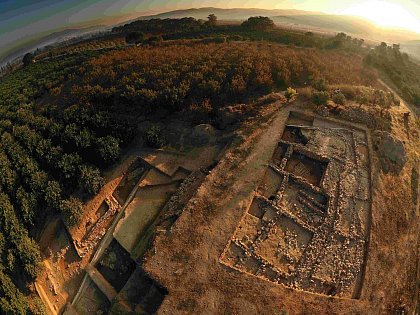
[0,16,413,314]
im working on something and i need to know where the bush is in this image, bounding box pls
[331,84,359,100]
[332,92,346,105]
[14,233,42,280]
[312,78,328,91]
[313,91,330,105]
[79,165,104,195]
[96,136,120,165]
[30,296,47,315]
[228,35,244,41]
[241,16,275,31]
[144,125,167,148]
[44,180,61,209]
[187,99,212,124]
[60,197,84,226]
[22,53,34,67]
[147,35,164,45]
[212,36,226,43]
[285,87,298,102]
[125,31,145,44]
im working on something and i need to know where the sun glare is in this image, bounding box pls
[342,0,420,33]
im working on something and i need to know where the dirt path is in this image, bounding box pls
[378,79,419,117]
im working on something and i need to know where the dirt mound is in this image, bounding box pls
[373,131,408,173]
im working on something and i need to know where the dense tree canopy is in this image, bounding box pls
[125,31,145,44]
[241,16,275,31]
[206,14,218,27]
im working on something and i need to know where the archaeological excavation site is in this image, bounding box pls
[3,9,420,314]
[222,110,372,299]
[33,93,418,315]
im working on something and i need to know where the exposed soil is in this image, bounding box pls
[141,97,418,315]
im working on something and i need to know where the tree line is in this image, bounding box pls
[365,42,420,107]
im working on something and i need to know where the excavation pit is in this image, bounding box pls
[114,267,168,314]
[272,142,289,165]
[258,168,284,199]
[284,152,328,186]
[256,214,313,274]
[95,201,109,218]
[74,277,110,315]
[282,126,311,145]
[95,239,136,292]
[281,178,328,225]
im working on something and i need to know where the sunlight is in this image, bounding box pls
[342,0,420,33]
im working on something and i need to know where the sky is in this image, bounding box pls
[1,0,420,64]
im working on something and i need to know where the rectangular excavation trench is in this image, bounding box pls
[284,151,328,187]
[221,111,372,299]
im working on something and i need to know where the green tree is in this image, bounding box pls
[0,233,4,255]
[60,197,84,227]
[22,53,34,67]
[206,14,218,27]
[241,16,275,31]
[313,91,330,105]
[44,180,61,209]
[95,136,120,165]
[13,231,42,280]
[15,187,37,227]
[332,91,346,105]
[58,153,82,182]
[30,296,47,315]
[0,269,29,314]
[125,31,145,44]
[79,165,104,195]
[144,125,167,148]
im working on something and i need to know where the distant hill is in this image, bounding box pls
[134,7,420,43]
[271,15,375,36]
[3,6,420,67]
[136,7,324,21]
[0,26,106,68]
